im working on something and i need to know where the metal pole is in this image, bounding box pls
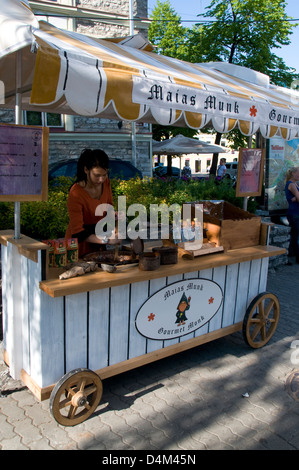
[243,135,253,212]
[149,123,153,176]
[129,0,134,35]
[129,0,137,167]
[14,50,23,239]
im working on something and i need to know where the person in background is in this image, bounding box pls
[182,160,192,178]
[285,166,299,264]
[65,148,118,257]
[217,158,227,178]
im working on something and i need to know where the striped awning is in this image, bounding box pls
[1,0,299,140]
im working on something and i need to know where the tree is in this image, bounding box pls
[149,1,197,174]
[198,0,298,86]
[190,0,299,174]
[148,0,188,59]
[149,0,299,175]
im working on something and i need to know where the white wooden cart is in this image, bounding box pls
[0,229,285,426]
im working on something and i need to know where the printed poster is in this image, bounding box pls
[265,137,299,213]
[236,148,265,197]
[0,124,48,201]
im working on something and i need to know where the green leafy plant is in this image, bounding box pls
[0,175,257,240]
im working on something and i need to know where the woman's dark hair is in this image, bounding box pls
[76,148,109,183]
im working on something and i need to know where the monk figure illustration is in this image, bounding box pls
[175,293,191,326]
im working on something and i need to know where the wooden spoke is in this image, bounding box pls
[49,368,103,426]
[58,396,72,410]
[242,292,280,349]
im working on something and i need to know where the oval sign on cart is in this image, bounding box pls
[135,278,223,340]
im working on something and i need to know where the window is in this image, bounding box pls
[195,160,201,173]
[46,113,63,127]
[25,111,42,126]
[25,111,64,128]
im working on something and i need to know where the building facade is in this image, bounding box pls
[1,0,153,176]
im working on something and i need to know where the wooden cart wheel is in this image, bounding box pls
[242,292,280,349]
[49,368,103,426]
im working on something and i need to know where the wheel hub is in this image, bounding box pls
[260,316,271,328]
[72,391,87,407]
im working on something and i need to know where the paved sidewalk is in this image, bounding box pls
[1,261,299,451]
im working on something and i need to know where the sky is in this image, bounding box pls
[147,0,299,75]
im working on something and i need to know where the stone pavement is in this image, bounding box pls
[1,261,299,451]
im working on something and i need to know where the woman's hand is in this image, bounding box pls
[107,235,121,245]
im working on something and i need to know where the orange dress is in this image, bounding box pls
[65,179,113,257]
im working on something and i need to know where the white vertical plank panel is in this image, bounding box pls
[65,293,88,373]
[196,268,213,336]
[247,259,262,306]
[260,257,269,292]
[29,252,65,387]
[109,284,130,365]
[146,277,166,353]
[38,291,65,387]
[21,255,30,375]
[209,265,226,332]
[28,250,42,385]
[167,274,184,284]
[129,280,148,359]
[1,245,8,354]
[88,288,110,371]
[5,243,22,379]
[222,263,239,328]
[234,261,251,323]
[181,270,199,341]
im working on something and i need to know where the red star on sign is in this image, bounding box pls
[208,297,214,304]
[249,105,257,117]
[148,313,155,321]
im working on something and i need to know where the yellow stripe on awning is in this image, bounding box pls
[184,112,204,129]
[104,68,141,120]
[30,42,61,104]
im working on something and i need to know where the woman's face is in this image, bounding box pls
[85,165,108,185]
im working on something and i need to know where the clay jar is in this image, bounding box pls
[152,246,178,265]
[138,252,160,271]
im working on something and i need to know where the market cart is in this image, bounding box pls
[0,225,285,426]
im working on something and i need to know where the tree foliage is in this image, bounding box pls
[148,0,299,174]
[197,0,298,86]
[149,0,298,86]
[149,1,199,173]
[148,0,188,59]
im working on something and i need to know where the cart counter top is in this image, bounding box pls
[39,245,285,298]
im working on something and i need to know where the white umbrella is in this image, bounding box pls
[152,134,228,155]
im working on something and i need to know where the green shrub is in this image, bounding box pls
[0,175,257,240]
[0,202,14,230]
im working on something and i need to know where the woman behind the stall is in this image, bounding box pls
[285,166,299,264]
[65,148,118,257]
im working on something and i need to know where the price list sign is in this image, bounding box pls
[236,148,265,198]
[0,124,49,201]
